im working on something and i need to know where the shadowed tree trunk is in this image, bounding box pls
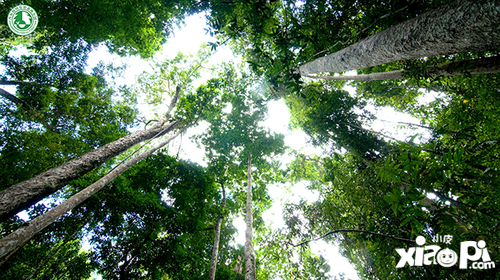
[0,127,185,259]
[244,155,256,280]
[0,87,182,221]
[304,56,500,81]
[208,181,227,280]
[299,0,500,75]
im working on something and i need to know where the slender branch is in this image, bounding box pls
[293,229,414,248]
[431,191,500,222]
[208,177,227,280]
[0,80,36,86]
[0,88,55,132]
[375,119,435,130]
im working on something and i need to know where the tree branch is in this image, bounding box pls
[0,88,55,132]
[293,229,414,247]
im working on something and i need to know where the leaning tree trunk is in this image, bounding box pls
[208,181,227,280]
[0,120,179,221]
[299,0,500,75]
[244,155,256,280]
[0,127,185,259]
[0,87,182,221]
[304,55,500,81]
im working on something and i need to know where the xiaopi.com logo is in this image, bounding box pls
[396,235,495,269]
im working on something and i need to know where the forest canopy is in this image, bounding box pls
[0,0,499,279]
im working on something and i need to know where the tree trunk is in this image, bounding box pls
[299,0,500,75]
[208,181,227,280]
[304,56,500,81]
[0,128,184,259]
[0,119,180,221]
[244,155,256,280]
[0,84,183,222]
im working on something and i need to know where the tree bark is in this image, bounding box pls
[208,181,227,280]
[0,128,184,259]
[299,0,500,75]
[244,155,256,280]
[0,119,180,221]
[304,56,500,81]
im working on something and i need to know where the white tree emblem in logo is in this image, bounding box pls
[7,5,39,36]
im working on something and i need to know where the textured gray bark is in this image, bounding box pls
[208,182,227,280]
[305,70,404,81]
[0,129,183,259]
[0,119,180,221]
[299,0,500,75]
[304,55,500,81]
[244,155,256,280]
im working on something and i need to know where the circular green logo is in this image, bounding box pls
[7,5,38,36]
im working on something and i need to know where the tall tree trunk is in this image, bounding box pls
[0,128,184,259]
[0,120,180,221]
[0,86,183,221]
[208,181,227,280]
[304,56,500,81]
[244,155,256,280]
[299,0,500,75]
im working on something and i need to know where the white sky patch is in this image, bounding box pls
[310,240,360,279]
[367,104,432,144]
[168,121,209,166]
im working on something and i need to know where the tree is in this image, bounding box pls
[0,47,144,220]
[0,46,214,221]
[244,155,256,280]
[280,66,500,279]
[287,81,387,160]
[304,55,500,81]
[0,205,95,280]
[0,0,203,57]
[0,57,225,256]
[0,111,180,221]
[298,0,500,75]
[194,65,286,279]
[0,126,184,259]
[85,153,227,279]
[209,179,227,280]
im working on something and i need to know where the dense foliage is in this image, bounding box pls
[1,0,499,279]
